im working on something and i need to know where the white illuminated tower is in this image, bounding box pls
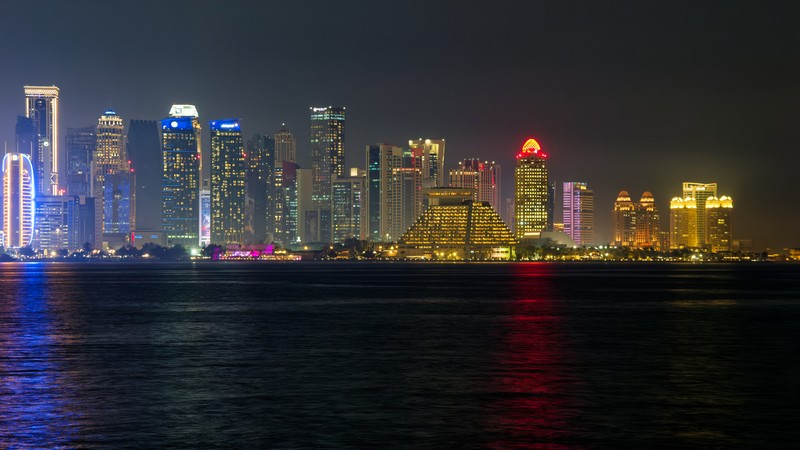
[562,181,594,246]
[2,153,36,247]
[24,85,60,195]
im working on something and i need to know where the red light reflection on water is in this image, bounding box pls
[485,263,578,448]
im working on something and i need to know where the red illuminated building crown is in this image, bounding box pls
[516,138,548,159]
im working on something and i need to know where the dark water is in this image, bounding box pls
[0,262,798,448]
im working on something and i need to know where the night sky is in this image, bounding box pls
[0,1,797,248]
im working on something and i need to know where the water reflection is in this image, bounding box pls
[0,264,80,447]
[486,263,579,448]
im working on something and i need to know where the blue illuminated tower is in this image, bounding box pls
[210,119,245,245]
[161,105,201,247]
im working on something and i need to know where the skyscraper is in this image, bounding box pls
[245,134,275,244]
[274,124,296,163]
[332,169,367,243]
[449,159,501,213]
[65,126,96,197]
[2,153,35,248]
[611,191,635,247]
[634,192,660,249]
[514,138,549,240]
[274,161,299,245]
[24,85,60,195]
[669,196,698,249]
[705,195,733,252]
[365,143,421,242]
[94,110,132,236]
[127,120,162,230]
[562,182,594,246]
[408,138,446,189]
[310,106,346,243]
[15,116,35,156]
[210,119,246,245]
[682,182,717,247]
[161,105,201,247]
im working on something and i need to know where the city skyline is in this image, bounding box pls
[0,2,797,248]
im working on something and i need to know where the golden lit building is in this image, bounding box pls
[634,192,660,249]
[398,188,516,260]
[705,195,733,252]
[670,196,698,249]
[611,191,635,247]
[408,138,446,189]
[514,138,549,240]
[682,182,717,247]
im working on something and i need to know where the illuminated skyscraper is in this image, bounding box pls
[210,119,246,245]
[514,138,549,240]
[612,191,660,249]
[24,85,60,195]
[449,159,501,213]
[612,191,635,247]
[634,192,660,249]
[669,196,698,249]
[245,134,275,244]
[274,161,299,245]
[199,187,211,247]
[310,106,346,243]
[682,182,717,247]
[705,195,733,252]
[365,143,421,242]
[65,126,96,197]
[408,138,446,189]
[103,173,134,235]
[2,153,35,248]
[161,105,201,247]
[274,124,296,163]
[332,169,367,243]
[562,182,594,246]
[93,110,128,197]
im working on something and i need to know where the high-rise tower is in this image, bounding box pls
[245,133,274,244]
[24,85,60,195]
[274,124,296,164]
[408,139,446,189]
[449,159,501,214]
[210,119,246,245]
[562,181,594,246]
[127,120,162,230]
[310,106,345,242]
[2,153,36,248]
[65,126,96,197]
[682,182,717,247]
[514,138,549,240]
[161,105,202,247]
[705,195,733,252]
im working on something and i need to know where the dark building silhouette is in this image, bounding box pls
[65,126,96,197]
[127,120,161,230]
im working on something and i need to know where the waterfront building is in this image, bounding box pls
[24,85,60,195]
[669,196,698,249]
[65,126,96,197]
[398,188,516,260]
[705,195,733,252]
[274,161,299,245]
[682,182,717,247]
[33,195,74,253]
[296,168,315,242]
[127,120,162,230]
[408,138,446,189]
[612,191,636,247]
[161,105,201,247]
[210,119,246,245]
[365,143,422,242]
[102,172,134,234]
[612,190,660,249]
[332,169,367,243]
[274,124,296,163]
[634,192,660,249]
[562,181,594,246]
[449,159,500,214]
[2,153,35,248]
[547,182,556,232]
[514,138,549,240]
[310,106,346,243]
[15,116,35,157]
[199,187,211,247]
[244,134,275,244]
[94,110,133,238]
